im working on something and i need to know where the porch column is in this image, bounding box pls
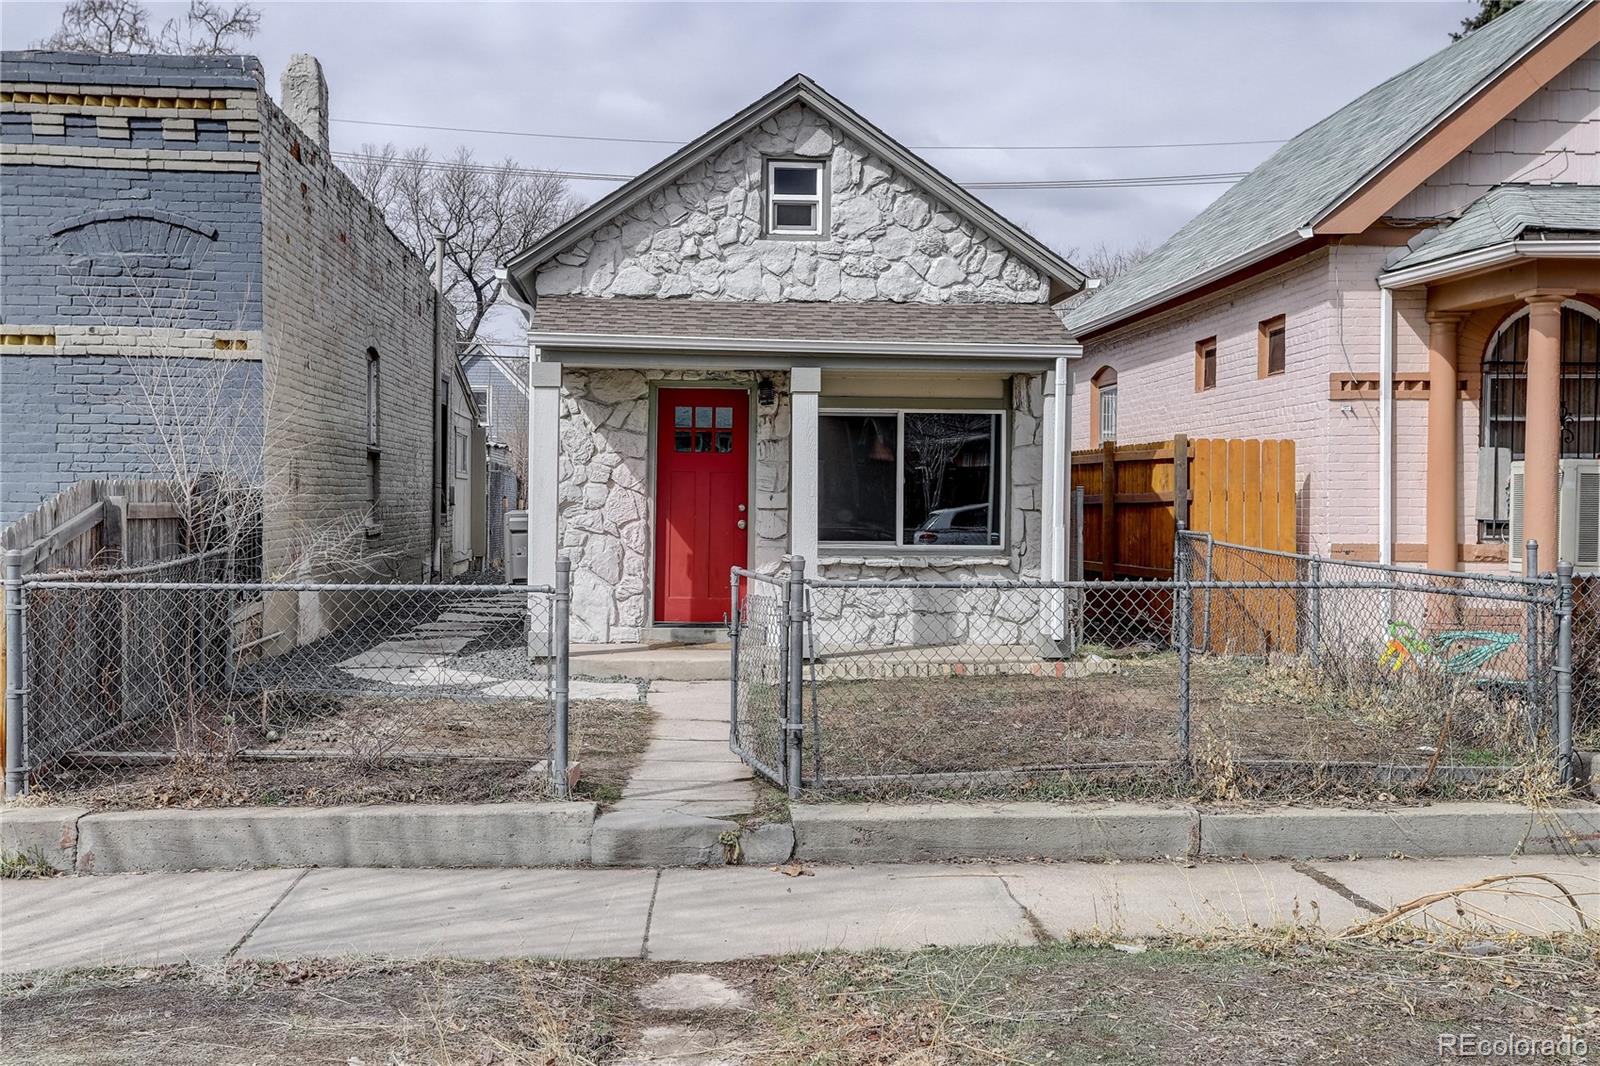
[527,358,561,590]
[1425,312,1465,572]
[789,366,821,569]
[1522,294,1567,567]
[1041,358,1072,582]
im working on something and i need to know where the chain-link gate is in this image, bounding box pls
[729,566,791,790]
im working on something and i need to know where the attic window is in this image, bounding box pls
[767,160,824,236]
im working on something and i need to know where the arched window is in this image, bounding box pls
[1481,301,1600,461]
[1090,366,1118,445]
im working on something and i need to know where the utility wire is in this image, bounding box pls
[330,150,1247,190]
[332,115,1286,152]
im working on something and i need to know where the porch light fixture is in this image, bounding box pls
[758,377,776,406]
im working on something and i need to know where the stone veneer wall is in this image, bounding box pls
[557,368,1044,643]
[535,102,1048,305]
[559,368,790,643]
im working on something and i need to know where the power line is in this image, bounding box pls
[330,150,1246,191]
[332,115,1286,152]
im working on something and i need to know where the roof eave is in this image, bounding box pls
[1309,2,1589,234]
[528,329,1082,361]
[1067,230,1311,339]
[1380,236,1600,288]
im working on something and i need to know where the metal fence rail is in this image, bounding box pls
[3,549,572,802]
[729,549,1577,801]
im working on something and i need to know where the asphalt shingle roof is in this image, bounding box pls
[1065,0,1588,336]
[533,295,1075,347]
[1387,183,1600,270]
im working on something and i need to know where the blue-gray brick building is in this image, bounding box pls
[1,50,465,582]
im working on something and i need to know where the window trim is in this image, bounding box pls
[471,386,492,428]
[1098,385,1118,444]
[365,347,381,449]
[817,406,1008,553]
[765,158,826,238]
[1195,337,1217,393]
[1258,315,1287,379]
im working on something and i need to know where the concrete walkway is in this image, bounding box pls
[611,681,758,819]
[3,856,1594,974]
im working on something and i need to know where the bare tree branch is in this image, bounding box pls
[39,0,260,55]
[345,145,581,343]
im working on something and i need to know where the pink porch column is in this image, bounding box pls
[1425,312,1465,572]
[1521,294,1566,566]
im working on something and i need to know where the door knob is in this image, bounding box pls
[737,519,747,530]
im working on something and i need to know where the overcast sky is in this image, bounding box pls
[5,1,1477,305]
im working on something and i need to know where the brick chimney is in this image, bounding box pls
[279,53,329,152]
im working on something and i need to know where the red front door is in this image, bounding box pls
[654,388,749,624]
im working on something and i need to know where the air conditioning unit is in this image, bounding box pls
[1507,459,1600,574]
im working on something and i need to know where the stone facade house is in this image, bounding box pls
[501,75,1085,643]
[1065,0,1600,575]
[0,50,460,582]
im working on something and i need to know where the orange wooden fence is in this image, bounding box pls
[1070,436,1297,578]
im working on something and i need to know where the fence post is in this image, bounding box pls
[1524,539,1540,714]
[1174,532,1192,769]
[785,554,806,800]
[728,569,741,750]
[4,551,26,799]
[551,555,571,800]
[1307,554,1322,668]
[1555,561,1575,786]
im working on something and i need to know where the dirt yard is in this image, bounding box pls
[3,939,1594,1065]
[807,650,1558,803]
[22,699,652,810]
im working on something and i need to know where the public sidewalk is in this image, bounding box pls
[3,855,1594,975]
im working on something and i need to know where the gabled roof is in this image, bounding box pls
[1386,183,1600,271]
[503,74,1085,304]
[1066,0,1590,337]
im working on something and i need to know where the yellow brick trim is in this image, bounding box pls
[1,90,227,110]
[213,337,249,351]
[0,330,57,347]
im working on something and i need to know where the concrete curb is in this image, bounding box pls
[791,803,1196,863]
[790,801,1600,863]
[7,799,1595,874]
[72,803,597,874]
[1198,803,1600,860]
[0,806,88,872]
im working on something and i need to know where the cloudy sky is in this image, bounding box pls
[5,1,1478,274]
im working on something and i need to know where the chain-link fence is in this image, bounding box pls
[4,553,572,807]
[731,546,1579,802]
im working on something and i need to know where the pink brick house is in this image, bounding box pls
[1065,0,1600,575]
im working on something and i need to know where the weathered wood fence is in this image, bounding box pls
[0,479,192,576]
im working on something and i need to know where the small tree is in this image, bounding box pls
[1452,0,1523,39]
[39,0,261,54]
[346,146,579,344]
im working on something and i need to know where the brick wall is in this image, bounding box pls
[255,75,450,580]
[0,51,267,527]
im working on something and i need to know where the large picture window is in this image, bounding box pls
[819,410,1004,549]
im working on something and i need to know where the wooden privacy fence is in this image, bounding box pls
[1,479,191,576]
[1070,436,1298,578]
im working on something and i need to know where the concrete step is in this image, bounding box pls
[573,644,729,681]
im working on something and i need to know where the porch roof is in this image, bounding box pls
[529,295,1077,357]
[1386,183,1600,272]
